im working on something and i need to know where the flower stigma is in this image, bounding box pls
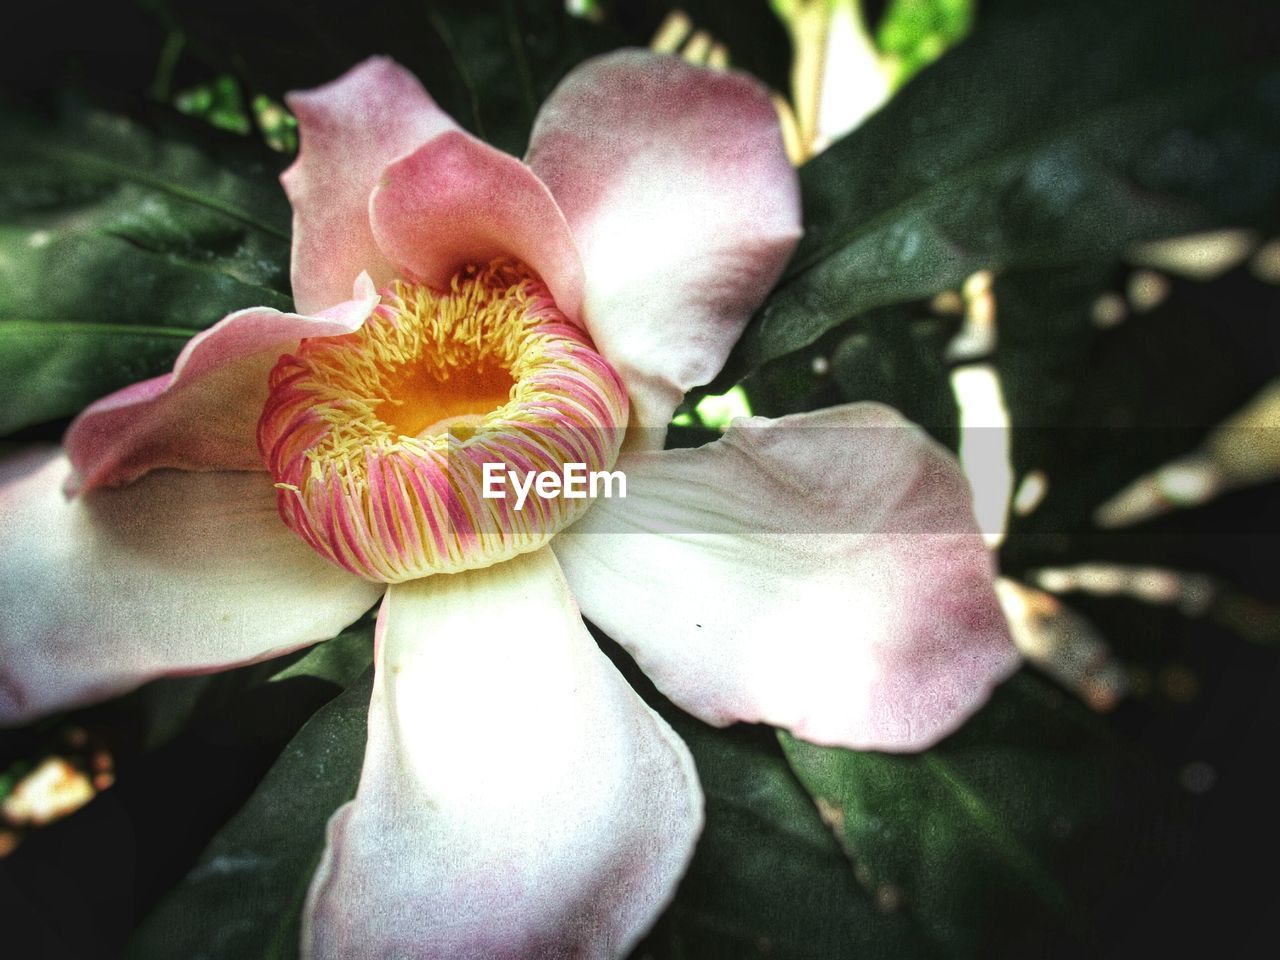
[258,259,628,582]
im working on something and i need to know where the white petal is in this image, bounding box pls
[283,57,458,313]
[554,404,1020,751]
[527,51,800,436]
[64,283,377,494]
[303,547,702,960]
[0,448,382,724]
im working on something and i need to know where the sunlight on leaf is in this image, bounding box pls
[876,0,974,88]
[694,385,754,429]
[174,74,251,134]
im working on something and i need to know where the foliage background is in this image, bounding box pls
[1,0,1278,956]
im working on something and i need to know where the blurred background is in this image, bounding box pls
[1,1,1278,957]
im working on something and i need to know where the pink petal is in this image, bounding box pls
[369,131,585,322]
[527,51,801,436]
[0,448,383,725]
[64,278,378,494]
[553,404,1020,752]
[303,547,701,960]
[283,57,458,313]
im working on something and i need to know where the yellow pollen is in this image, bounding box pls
[258,259,629,582]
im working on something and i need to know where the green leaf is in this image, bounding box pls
[874,0,974,88]
[645,716,934,960]
[127,669,373,960]
[150,0,624,157]
[778,671,1191,957]
[110,622,375,752]
[743,304,960,451]
[268,623,376,688]
[0,97,292,435]
[715,0,1280,386]
[0,321,190,436]
[174,74,254,135]
[421,1,624,156]
[585,631,932,960]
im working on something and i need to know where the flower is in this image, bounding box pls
[0,52,1018,958]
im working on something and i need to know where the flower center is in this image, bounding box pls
[258,260,628,582]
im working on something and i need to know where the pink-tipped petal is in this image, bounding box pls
[370,131,585,322]
[527,51,801,436]
[284,57,459,313]
[0,448,383,725]
[64,280,379,494]
[303,547,701,960]
[553,404,1020,752]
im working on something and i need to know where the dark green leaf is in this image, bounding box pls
[641,716,934,960]
[150,0,625,157]
[715,0,1280,386]
[744,305,960,451]
[590,632,931,960]
[778,671,1191,957]
[113,622,375,752]
[0,321,189,436]
[267,624,376,689]
[424,1,624,156]
[127,669,372,960]
[0,97,292,435]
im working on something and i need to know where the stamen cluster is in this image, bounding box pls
[258,260,628,581]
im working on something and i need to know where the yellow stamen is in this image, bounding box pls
[258,259,629,582]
